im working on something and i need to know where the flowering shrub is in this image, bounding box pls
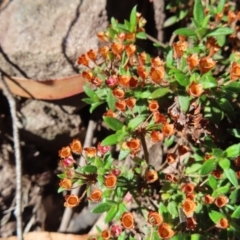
[58,1,240,239]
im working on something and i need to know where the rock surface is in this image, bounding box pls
[0,0,107,80]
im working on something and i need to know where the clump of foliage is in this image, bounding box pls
[57,1,240,239]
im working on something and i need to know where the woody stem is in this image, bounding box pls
[140,134,149,165]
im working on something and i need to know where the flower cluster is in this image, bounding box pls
[57,2,240,239]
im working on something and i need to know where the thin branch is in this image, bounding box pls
[58,119,96,232]
[146,33,167,48]
[0,72,23,240]
[140,134,149,165]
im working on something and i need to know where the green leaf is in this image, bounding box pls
[136,32,147,39]
[206,27,234,37]
[57,173,66,179]
[209,210,225,223]
[103,116,124,131]
[174,28,196,37]
[224,169,238,187]
[230,189,240,204]
[219,158,230,170]
[105,204,118,223]
[118,149,130,161]
[201,159,217,175]
[208,175,218,189]
[212,148,224,158]
[163,16,178,27]
[57,187,65,193]
[185,163,202,174]
[225,143,240,158]
[231,206,240,219]
[212,184,230,197]
[227,128,240,138]
[167,201,178,218]
[128,115,146,130]
[149,88,169,99]
[218,98,234,111]
[101,133,120,146]
[217,0,225,13]
[82,165,97,173]
[179,10,188,20]
[166,50,173,67]
[92,202,111,213]
[83,85,97,99]
[89,102,103,113]
[200,74,218,89]
[175,72,189,87]
[193,0,205,28]
[107,89,116,111]
[130,6,137,32]
[178,94,190,113]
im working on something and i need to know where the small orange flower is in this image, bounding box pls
[70,139,82,154]
[138,52,147,65]
[181,183,195,195]
[145,169,158,183]
[64,194,80,208]
[215,12,223,23]
[103,109,117,118]
[234,156,240,166]
[182,199,197,217]
[82,71,93,82]
[151,56,164,68]
[158,223,175,239]
[118,75,130,88]
[206,37,220,56]
[129,77,138,88]
[178,145,189,156]
[236,171,240,179]
[148,100,159,112]
[77,54,89,66]
[59,178,72,190]
[99,46,109,59]
[187,54,199,71]
[88,189,102,202]
[104,173,117,188]
[150,67,165,84]
[216,218,229,229]
[188,82,204,97]
[166,153,177,164]
[150,130,163,143]
[153,111,167,124]
[199,57,216,74]
[121,212,134,229]
[125,33,136,42]
[148,211,163,226]
[230,62,240,81]
[87,49,97,61]
[162,123,175,136]
[126,44,136,58]
[111,42,124,56]
[137,65,148,79]
[59,146,71,158]
[215,195,229,208]
[97,31,107,42]
[228,10,237,24]
[173,41,188,58]
[212,169,222,179]
[125,97,136,109]
[84,147,96,158]
[101,230,111,240]
[203,194,215,204]
[126,138,141,154]
[112,88,125,99]
[204,153,213,161]
[186,193,196,200]
[116,100,126,112]
[186,217,197,230]
[117,32,126,41]
[165,174,178,183]
[92,77,102,87]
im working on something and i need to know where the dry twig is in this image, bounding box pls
[0,72,23,240]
